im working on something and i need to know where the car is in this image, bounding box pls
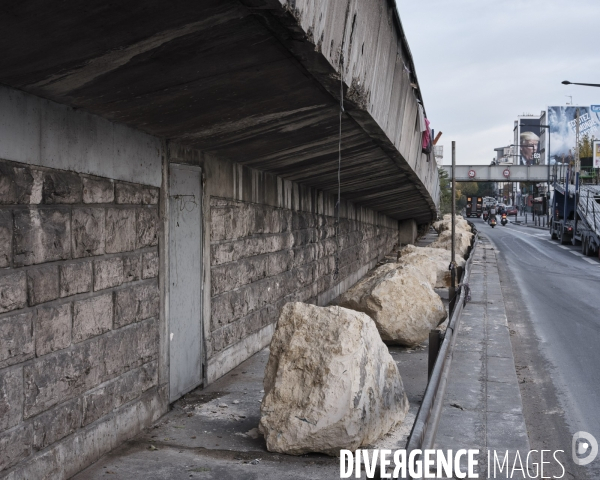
[506,206,518,216]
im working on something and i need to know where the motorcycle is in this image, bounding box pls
[489,216,496,228]
[501,213,507,226]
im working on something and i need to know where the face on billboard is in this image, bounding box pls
[518,118,541,166]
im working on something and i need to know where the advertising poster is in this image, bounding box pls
[517,117,542,165]
[594,139,600,168]
[548,106,600,164]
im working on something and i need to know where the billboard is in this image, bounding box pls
[594,140,600,168]
[516,117,542,165]
[548,106,600,165]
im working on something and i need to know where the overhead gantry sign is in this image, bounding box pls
[443,165,549,182]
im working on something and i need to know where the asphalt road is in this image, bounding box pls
[477,217,600,478]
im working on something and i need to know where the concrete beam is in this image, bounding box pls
[443,165,550,182]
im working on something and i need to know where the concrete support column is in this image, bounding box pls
[398,219,418,245]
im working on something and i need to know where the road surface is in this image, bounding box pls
[478,218,600,478]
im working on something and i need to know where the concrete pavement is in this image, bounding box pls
[435,235,530,477]
[71,231,534,480]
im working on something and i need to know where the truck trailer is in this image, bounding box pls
[550,179,600,257]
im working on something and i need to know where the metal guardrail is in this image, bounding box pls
[404,230,479,474]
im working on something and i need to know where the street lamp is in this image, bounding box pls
[562,80,600,87]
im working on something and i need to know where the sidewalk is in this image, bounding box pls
[72,234,528,479]
[435,235,529,476]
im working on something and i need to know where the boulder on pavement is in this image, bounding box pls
[336,264,447,346]
[398,245,466,288]
[259,302,409,456]
[428,229,473,258]
[433,214,470,234]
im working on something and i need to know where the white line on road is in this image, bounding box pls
[558,245,571,249]
[570,251,584,256]
[582,257,600,264]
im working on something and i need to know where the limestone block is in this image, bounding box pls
[41,170,83,204]
[260,302,409,455]
[398,245,466,288]
[59,261,92,297]
[71,207,106,258]
[82,361,157,426]
[0,423,32,471]
[142,251,159,279]
[210,255,268,296]
[429,229,473,258]
[136,208,159,248]
[115,182,158,205]
[26,265,59,306]
[123,253,142,283]
[82,176,114,204]
[35,303,72,356]
[103,318,158,378]
[0,366,23,431]
[337,264,447,347]
[13,208,71,266]
[23,337,106,417]
[113,281,159,328]
[0,271,27,313]
[105,208,136,253]
[0,162,34,204]
[93,257,124,291]
[73,293,113,343]
[32,397,82,449]
[0,209,12,267]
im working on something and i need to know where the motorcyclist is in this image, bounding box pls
[488,204,497,225]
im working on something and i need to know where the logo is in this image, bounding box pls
[468,169,476,178]
[591,105,600,113]
[572,431,598,466]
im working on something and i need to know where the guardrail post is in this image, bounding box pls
[428,330,442,379]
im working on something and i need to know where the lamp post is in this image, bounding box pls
[562,80,600,87]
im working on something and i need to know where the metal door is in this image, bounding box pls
[169,164,203,402]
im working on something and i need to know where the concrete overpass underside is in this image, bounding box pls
[0,0,438,223]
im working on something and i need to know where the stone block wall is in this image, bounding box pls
[207,196,398,368]
[0,159,162,477]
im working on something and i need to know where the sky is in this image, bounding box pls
[396,0,600,165]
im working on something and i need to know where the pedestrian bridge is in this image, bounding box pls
[443,165,549,182]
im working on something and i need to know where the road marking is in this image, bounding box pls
[570,251,584,256]
[582,257,599,264]
[558,245,571,249]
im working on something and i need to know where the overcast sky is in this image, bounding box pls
[397,0,600,165]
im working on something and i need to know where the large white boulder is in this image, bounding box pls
[428,229,473,258]
[259,302,409,455]
[398,245,466,289]
[336,264,447,346]
[433,214,470,234]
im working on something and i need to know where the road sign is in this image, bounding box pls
[503,169,510,178]
[468,169,476,178]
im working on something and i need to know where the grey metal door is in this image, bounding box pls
[169,164,203,402]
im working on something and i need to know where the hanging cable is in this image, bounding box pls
[333,54,344,281]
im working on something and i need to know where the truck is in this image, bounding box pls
[549,178,600,257]
[465,196,483,218]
